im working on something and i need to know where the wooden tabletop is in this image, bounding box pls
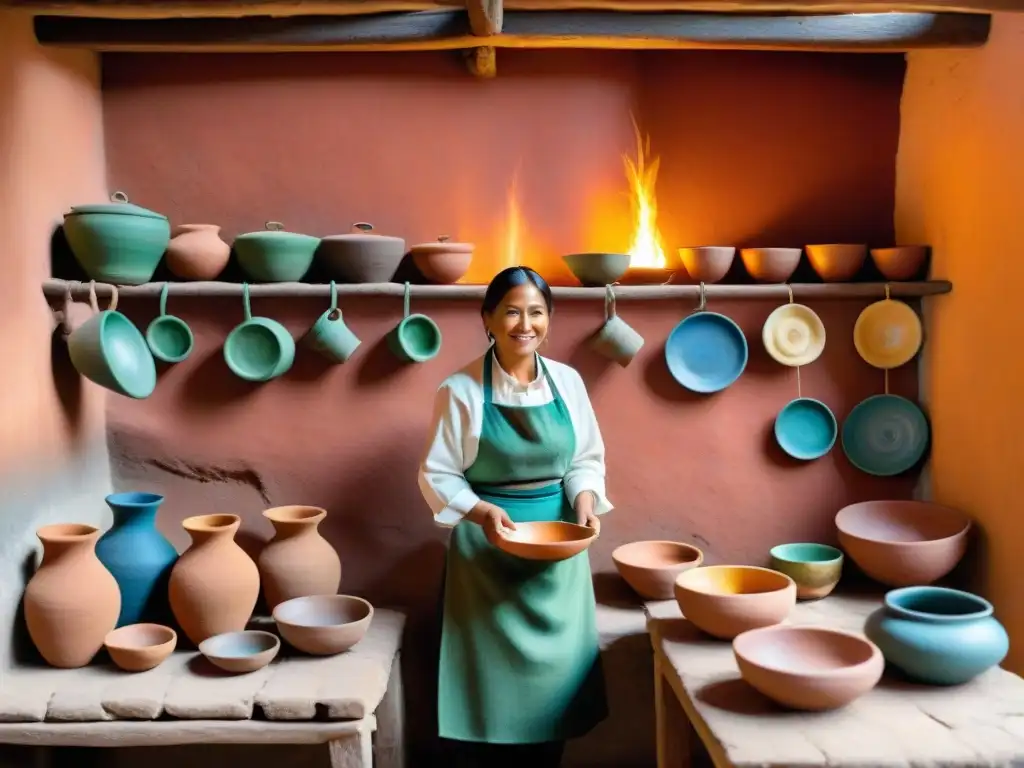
[647,592,1024,767]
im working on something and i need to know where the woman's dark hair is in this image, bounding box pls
[480,266,554,317]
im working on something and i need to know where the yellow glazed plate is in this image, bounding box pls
[853,299,923,369]
[762,303,826,367]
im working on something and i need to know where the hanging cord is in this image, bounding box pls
[883,283,891,394]
[785,284,802,398]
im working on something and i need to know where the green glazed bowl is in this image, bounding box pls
[769,542,844,601]
[224,319,295,381]
[234,221,320,283]
[147,315,194,364]
[63,192,171,286]
[388,314,442,363]
[68,310,157,399]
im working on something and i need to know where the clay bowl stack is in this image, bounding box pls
[673,565,797,640]
[835,500,972,587]
[273,594,374,655]
[613,540,704,600]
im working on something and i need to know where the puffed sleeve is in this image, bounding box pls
[418,383,481,527]
[563,370,613,515]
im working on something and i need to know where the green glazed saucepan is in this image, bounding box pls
[387,282,441,363]
[146,283,194,364]
[223,283,295,382]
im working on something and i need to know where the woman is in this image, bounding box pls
[418,266,612,768]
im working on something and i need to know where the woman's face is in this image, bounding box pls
[483,282,551,361]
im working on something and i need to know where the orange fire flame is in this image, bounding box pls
[623,119,667,269]
[502,166,523,273]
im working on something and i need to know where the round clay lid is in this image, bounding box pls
[66,191,167,221]
[235,221,319,244]
[410,235,474,254]
[322,222,404,244]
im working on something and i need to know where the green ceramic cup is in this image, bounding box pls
[67,281,157,399]
[304,281,362,363]
[223,283,295,382]
[769,542,844,601]
[387,282,441,363]
[146,283,194,364]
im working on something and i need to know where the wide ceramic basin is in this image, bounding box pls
[273,595,374,656]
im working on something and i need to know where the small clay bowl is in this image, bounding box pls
[410,237,474,284]
[613,540,704,600]
[805,244,867,282]
[835,500,971,587]
[563,253,631,286]
[674,565,796,640]
[486,521,596,562]
[104,623,177,672]
[678,246,735,283]
[198,630,280,674]
[733,625,883,711]
[769,543,844,600]
[739,247,802,283]
[273,595,374,656]
[870,245,929,281]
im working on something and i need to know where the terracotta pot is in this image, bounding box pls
[612,540,704,600]
[168,514,260,646]
[739,247,802,283]
[673,565,796,640]
[806,244,866,282]
[257,505,342,611]
[24,523,121,668]
[678,246,735,283]
[411,236,474,284]
[165,224,231,281]
[870,246,929,281]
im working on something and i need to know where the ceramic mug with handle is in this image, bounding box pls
[304,281,362,363]
[589,284,644,367]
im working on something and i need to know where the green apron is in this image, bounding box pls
[438,349,608,745]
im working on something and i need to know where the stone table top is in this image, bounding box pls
[646,593,1024,767]
[0,609,405,724]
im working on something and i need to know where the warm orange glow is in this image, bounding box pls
[502,166,524,273]
[623,119,667,269]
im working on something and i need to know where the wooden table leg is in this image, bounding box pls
[655,655,692,768]
[327,720,374,768]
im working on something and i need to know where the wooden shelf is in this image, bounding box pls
[42,278,953,301]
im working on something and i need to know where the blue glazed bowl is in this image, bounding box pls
[665,311,748,393]
[775,398,838,460]
[864,586,1009,686]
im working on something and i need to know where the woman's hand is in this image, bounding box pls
[468,502,517,538]
[574,491,601,537]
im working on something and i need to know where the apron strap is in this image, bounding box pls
[482,347,495,405]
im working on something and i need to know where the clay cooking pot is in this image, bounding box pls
[411,236,474,284]
[318,222,406,283]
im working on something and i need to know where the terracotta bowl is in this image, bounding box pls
[486,521,596,562]
[678,246,735,284]
[273,594,374,656]
[613,540,704,600]
[870,246,929,281]
[733,625,884,711]
[198,630,280,674]
[805,244,867,282]
[739,247,802,283]
[673,565,796,640]
[563,253,631,286]
[835,500,971,587]
[769,542,844,600]
[104,623,177,672]
[411,239,475,284]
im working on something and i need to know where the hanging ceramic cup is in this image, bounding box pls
[388,282,442,363]
[853,286,923,369]
[664,283,748,393]
[67,281,157,399]
[304,281,362,363]
[146,283,194,364]
[589,284,644,367]
[223,283,295,382]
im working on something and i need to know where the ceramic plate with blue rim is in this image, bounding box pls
[774,397,838,460]
[841,394,930,476]
[665,311,748,393]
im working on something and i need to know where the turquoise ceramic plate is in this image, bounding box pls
[665,312,748,393]
[774,398,838,460]
[841,395,930,476]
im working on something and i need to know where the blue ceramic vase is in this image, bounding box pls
[96,491,179,628]
[864,586,1008,685]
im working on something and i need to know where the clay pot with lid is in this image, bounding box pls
[257,505,342,611]
[319,222,406,283]
[165,224,231,280]
[411,236,474,284]
[234,221,320,283]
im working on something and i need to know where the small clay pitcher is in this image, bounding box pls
[168,514,260,646]
[165,224,231,281]
[589,284,644,367]
[258,505,342,611]
[304,281,362,363]
[24,523,121,668]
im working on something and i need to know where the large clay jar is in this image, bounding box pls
[165,223,231,280]
[96,491,179,628]
[864,586,1009,686]
[168,514,260,646]
[258,505,342,611]
[24,523,121,668]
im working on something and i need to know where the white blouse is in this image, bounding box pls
[418,351,613,527]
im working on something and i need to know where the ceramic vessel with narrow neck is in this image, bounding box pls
[165,223,231,280]
[24,523,121,668]
[258,505,342,611]
[168,514,260,646]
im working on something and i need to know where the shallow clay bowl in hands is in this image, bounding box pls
[613,540,704,600]
[674,565,796,640]
[733,625,884,711]
[198,630,280,674]
[104,623,177,672]
[805,244,866,282]
[835,500,971,587]
[678,246,735,283]
[273,595,374,656]
[487,521,596,562]
[739,247,802,283]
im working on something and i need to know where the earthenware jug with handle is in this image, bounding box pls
[589,283,644,367]
[304,281,362,363]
